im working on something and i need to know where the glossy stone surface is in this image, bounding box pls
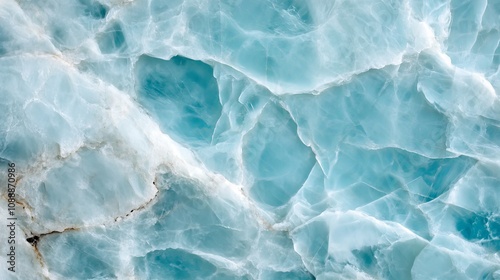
[0,0,499,279]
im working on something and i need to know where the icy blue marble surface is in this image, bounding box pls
[0,0,499,279]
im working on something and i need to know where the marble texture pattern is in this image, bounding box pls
[0,0,499,279]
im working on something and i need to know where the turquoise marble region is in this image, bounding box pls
[0,0,500,279]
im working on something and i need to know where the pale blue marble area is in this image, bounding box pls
[0,0,499,279]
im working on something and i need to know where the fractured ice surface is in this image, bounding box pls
[0,0,500,279]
